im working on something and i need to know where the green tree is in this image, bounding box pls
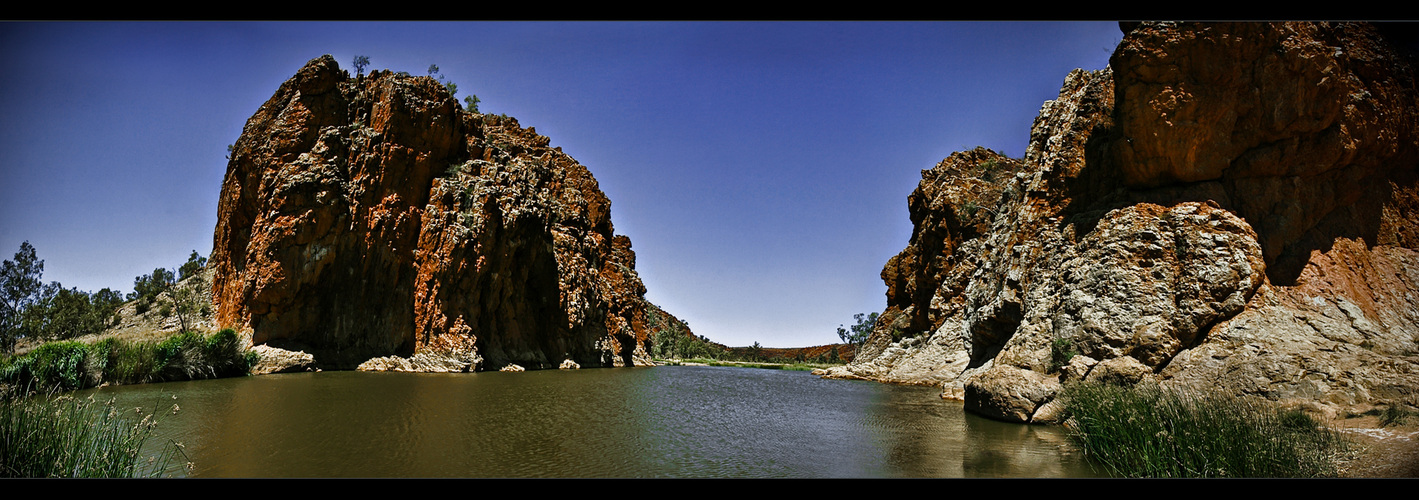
[463,95,481,113]
[837,312,878,359]
[425,63,460,98]
[128,267,176,314]
[24,283,126,341]
[353,55,370,78]
[164,277,207,334]
[1,242,44,353]
[178,250,207,281]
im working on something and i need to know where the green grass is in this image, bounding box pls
[1,392,186,477]
[1,329,257,391]
[1060,382,1350,478]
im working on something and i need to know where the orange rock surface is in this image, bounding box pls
[211,55,656,370]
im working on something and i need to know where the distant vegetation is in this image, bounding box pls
[1061,382,1351,477]
[2,242,125,353]
[644,304,849,368]
[0,243,216,354]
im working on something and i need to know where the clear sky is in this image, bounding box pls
[0,21,1123,348]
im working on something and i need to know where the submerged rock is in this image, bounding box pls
[832,22,1419,421]
[211,55,662,371]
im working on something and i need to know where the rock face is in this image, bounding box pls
[824,22,1419,422]
[211,55,658,370]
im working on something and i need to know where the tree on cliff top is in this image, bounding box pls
[353,55,370,78]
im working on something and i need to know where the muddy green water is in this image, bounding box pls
[81,365,1101,478]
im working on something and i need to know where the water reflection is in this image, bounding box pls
[81,366,1099,478]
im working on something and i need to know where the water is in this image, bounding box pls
[79,365,1100,478]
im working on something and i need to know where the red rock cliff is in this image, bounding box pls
[825,22,1419,422]
[211,55,655,370]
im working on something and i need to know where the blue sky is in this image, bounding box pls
[0,21,1123,348]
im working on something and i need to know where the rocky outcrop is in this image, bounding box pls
[211,55,658,370]
[824,22,1419,422]
[249,344,315,374]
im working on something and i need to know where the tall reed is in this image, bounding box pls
[0,392,185,477]
[1060,382,1350,477]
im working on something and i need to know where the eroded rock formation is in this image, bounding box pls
[823,22,1419,422]
[211,55,658,370]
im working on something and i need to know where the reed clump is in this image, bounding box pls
[1060,381,1351,478]
[0,392,186,477]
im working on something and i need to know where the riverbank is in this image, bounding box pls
[0,329,257,394]
[657,358,835,372]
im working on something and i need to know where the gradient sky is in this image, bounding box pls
[0,21,1123,348]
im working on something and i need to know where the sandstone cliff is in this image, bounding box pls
[211,55,659,371]
[823,22,1419,422]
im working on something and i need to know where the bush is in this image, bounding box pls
[1,330,255,389]
[27,341,91,391]
[1050,337,1078,372]
[1061,382,1349,477]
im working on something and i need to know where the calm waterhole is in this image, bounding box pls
[81,365,1100,478]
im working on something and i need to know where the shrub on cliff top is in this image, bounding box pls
[1061,382,1350,477]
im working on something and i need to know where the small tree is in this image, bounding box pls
[165,277,207,334]
[837,312,878,360]
[426,63,460,98]
[353,55,370,78]
[178,250,207,281]
[1,242,44,353]
[463,95,481,113]
[129,267,176,314]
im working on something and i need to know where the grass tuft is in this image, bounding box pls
[1379,404,1413,427]
[1060,382,1350,477]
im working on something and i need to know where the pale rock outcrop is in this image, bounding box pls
[249,344,315,375]
[829,22,1419,422]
